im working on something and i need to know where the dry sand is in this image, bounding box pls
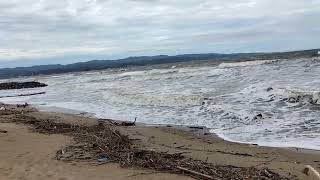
[0,122,192,180]
[0,104,320,180]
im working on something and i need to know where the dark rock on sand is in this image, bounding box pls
[0,81,47,90]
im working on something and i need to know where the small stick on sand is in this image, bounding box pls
[177,166,216,180]
[254,157,277,167]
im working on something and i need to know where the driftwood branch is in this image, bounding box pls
[177,166,216,180]
[254,157,277,167]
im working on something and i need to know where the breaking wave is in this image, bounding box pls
[218,59,278,68]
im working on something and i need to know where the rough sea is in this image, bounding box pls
[1,57,320,150]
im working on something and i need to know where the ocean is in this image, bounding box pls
[1,57,320,150]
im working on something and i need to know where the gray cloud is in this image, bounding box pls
[0,0,319,67]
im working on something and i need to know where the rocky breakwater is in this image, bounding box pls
[0,81,47,90]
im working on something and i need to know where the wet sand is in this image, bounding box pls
[0,104,320,179]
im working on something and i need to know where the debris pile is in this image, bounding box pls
[1,112,289,180]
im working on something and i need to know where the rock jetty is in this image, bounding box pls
[0,81,47,90]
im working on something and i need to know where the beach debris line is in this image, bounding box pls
[0,110,289,180]
[0,109,288,180]
[0,81,47,90]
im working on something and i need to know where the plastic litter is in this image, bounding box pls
[97,154,109,162]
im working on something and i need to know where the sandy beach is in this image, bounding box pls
[0,104,320,180]
[1,0,319,179]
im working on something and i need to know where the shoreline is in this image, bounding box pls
[5,101,320,155]
[2,57,320,153]
[35,104,320,153]
[1,103,320,179]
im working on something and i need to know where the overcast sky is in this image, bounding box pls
[0,0,319,67]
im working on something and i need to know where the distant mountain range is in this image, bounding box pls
[0,49,319,79]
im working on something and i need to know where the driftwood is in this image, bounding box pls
[3,114,289,180]
[254,157,277,167]
[0,129,7,133]
[177,166,216,180]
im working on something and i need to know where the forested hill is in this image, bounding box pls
[0,49,319,79]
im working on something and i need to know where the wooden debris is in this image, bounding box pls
[3,113,289,180]
[177,166,215,180]
[0,129,7,133]
[254,157,277,167]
